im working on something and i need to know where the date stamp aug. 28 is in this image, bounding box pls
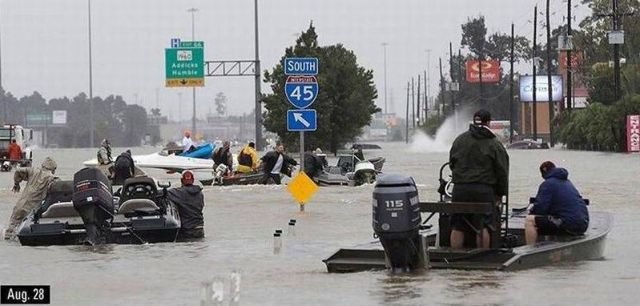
[1,285,50,304]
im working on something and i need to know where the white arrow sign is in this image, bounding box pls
[293,112,310,127]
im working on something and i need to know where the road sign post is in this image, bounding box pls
[284,57,319,209]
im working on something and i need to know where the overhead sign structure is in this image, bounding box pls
[287,109,317,131]
[284,57,319,75]
[165,40,205,87]
[285,75,319,109]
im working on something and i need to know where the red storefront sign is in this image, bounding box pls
[627,115,640,152]
[465,59,500,83]
[559,51,583,70]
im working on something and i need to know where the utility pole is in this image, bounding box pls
[425,49,431,120]
[423,70,427,120]
[1,0,5,123]
[188,7,198,137]
[405,82,409,144]
[449,42,455,115]
[532,5,538,142]
[88,0,94,147]
[595,0,634,102]
[382,42,388,114]
[510,23,515,144]
[566,0,573,111]
[438,57,443,117]
[411,77,415,128]
[416,74,421,124]
[546,0,554,147]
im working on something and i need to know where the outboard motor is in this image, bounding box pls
[72,167,114,245]
[372,174,423,272]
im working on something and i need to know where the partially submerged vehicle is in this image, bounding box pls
[16,175,181,246]
[314,153,385,186]
[323,163,612,272]
[507,140,550,150]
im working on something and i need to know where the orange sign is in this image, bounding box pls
[465,59,500,83]
[559,51,583,70]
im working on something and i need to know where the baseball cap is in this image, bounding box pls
[473,109,492,125]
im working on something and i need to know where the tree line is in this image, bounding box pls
[0,89,149,148]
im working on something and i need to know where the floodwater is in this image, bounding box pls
[1,140,639,305]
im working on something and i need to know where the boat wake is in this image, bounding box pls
[409,110,470,153]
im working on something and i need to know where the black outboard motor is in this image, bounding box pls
[72,167,114,245]
[372,174,423,272]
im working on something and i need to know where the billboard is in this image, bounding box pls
[627,115,640,153]
[465,59,500,83]
[519,75,563,102]
[52,110,67,125]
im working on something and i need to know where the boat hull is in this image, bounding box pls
[323,211,612,272]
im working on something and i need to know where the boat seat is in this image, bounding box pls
[120,176,158,203]
[118,198,160,215]
[41,202,80,218]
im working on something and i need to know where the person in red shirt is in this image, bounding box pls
[7,140,22,163]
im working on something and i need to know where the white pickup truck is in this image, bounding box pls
[0,124,33,170]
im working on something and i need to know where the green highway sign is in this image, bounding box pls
[165,41,205,87]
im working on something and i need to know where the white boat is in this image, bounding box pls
[83,152,214,172]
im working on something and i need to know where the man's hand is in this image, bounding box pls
[11,183,20,193]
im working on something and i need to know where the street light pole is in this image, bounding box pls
[254,0,263,150]
[188,7,198,137]
[0,0,5,124]
[88,0,94,147]
[382,42,388,114]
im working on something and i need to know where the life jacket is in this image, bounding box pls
[238,149,252,167]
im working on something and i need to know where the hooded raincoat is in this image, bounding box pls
[4,157,57,239]
[167,184,205,239]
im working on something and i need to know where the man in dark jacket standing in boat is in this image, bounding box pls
[448,110,509,249]
[167,171,205,240]
[260,143,298,184]
[525,161,589,245]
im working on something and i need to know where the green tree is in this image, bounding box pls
[457,16,530,118]
[262,23,379,154]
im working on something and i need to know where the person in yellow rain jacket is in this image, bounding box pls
[236,142,261,174]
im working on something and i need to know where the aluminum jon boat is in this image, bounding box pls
[323,164,612,272]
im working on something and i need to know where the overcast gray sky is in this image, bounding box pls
[0,0,589,120]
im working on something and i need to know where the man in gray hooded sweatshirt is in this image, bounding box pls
[167,171,205,240]
[4,157,58,240]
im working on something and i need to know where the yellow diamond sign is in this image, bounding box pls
[287,171,319,204]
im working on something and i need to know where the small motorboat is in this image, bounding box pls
[16,176,181,246]
[323,162,612,272]
[162,142,216,159]
[199,164,265,186]
[314,153,385,186]
[84,151,215,172]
